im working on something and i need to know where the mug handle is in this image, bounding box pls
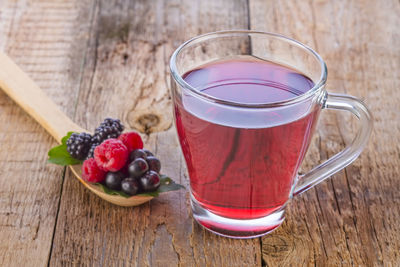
[293,93,373,196]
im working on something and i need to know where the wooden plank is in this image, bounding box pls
[249,0,400,266]
[49,0,262,266]
[0,0,94,266]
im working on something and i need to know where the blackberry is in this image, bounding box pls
[66,132,92,160]
[92,118,124,144]
[101,118,124,131]
[86,142,100,159]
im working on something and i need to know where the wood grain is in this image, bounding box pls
[0,51,157,207]
[0,0,398,266]
[49,0,261,266]
[0,0,93,266]
[249,0,400,266]
[0,52,85,141]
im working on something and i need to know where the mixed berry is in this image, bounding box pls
[66,132,92,160]
[66,118,161,196]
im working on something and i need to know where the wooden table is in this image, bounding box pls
[0,0,398,266]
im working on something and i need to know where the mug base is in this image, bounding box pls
[190,193,285,239]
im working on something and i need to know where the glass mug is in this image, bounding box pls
[169,31,372,238]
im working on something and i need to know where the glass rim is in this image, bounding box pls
[169,30,327,108]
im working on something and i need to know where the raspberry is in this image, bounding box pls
[118,132,143,152]
[81,158,106,183]
[66,132,92,160]
[94,139,129,172]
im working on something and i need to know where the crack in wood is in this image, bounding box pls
[308,0,319,52]
[6,0,399,266]
[332,112,363,265]
[314,190,329,258]
[86,3,101,113]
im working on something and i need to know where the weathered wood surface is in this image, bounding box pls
[0,0,92,266]
[0,0,398,266]
[250,0,400,266]
[49,1,262,266]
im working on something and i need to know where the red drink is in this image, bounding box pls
[174,57,320,220]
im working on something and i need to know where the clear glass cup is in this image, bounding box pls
[169,30,372,238]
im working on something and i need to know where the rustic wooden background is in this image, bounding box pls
[0,0,398,266]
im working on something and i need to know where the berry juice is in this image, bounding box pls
[174,57,320,220]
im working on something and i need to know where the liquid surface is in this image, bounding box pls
[174,57,320,219]
[183,57,314,104]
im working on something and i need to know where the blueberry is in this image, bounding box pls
[121,178,139,196]
[128,158,149,178]
[143,149,154,157]
[129,149,147,162]
[105,172,124,190]
[146,156,161,173]
[139,171,161,192]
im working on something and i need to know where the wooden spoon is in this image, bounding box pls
[0,51,154,206]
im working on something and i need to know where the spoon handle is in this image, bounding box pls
[0,52,85,143]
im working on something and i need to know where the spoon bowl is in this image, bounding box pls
[70,165,154,206]
[0,52,158,206]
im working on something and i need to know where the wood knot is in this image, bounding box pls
[127,109,171,134]
[262,235,291,257]
[138,113,160,131]
[122,53,129,64]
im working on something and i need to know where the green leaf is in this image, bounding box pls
[61,131,75,145]
[138,175,185,197]
[47,132,83,166]
[158,174,185,192]
[96,174,185,198]
[137,191,159,197]
[95,183,131,198]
